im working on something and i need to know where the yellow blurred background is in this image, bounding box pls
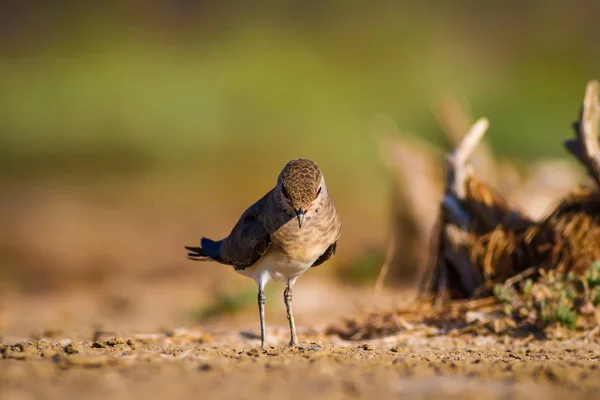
[1,1,599,336]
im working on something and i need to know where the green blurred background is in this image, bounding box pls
[0,1,599,300]
[3,1,600,172]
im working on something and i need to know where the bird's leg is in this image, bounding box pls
[258,285,267,349]
[284,279,298,347]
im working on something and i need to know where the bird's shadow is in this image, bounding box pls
[239,330,261,340]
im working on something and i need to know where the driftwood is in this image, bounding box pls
[565,81,600,188]
[330,81,600,341]
[378,93,581,291]
[522,82,600,275]
[421,119,532,304]
[422,80,600,303]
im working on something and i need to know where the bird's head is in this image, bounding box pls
[277,158,325,229]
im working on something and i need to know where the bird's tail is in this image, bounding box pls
[185,238,225,263]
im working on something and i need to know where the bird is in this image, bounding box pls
[185,158,341,348]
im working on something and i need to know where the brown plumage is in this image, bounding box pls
[185,158,341,348]
[281,159,323,212]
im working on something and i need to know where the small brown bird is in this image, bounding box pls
[186,159,341,348]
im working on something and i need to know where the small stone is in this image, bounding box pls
[15,343,33,353]
[64,342,85,354]
[105,338,125,347]
[246,348,261,357]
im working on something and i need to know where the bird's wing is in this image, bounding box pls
[220,191,272,271]
[311,242,337,268]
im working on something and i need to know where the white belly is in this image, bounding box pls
[237,248,315,285]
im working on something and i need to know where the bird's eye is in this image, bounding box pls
[316,186,322,196]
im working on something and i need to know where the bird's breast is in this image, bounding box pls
[286,243,328,264]
[272,227,332,262]
[242,247,314,282]
[266,199,340,263]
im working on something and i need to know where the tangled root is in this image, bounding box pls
[331,81,600,341]
[423,81,600,300]
[525,188,600,275]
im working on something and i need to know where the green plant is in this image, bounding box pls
[493,262,600,331]
[555,306,578,329]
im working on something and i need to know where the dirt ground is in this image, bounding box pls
[2,278,600,400]
[3,328,600,400]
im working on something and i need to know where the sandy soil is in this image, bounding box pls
[0,271,600,400]
[2,329,600,400]
[2,277,600,400]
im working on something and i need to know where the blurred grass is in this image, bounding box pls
[1,2,599,181]
[338,249,385,285]
[1,2,600,290]
[190,285,277,322]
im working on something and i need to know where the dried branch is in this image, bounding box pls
[565,80,600,188]
[422,83,599,308]
[435,95,495,181]
[501,266,537,288]
[372,237,396,303]
[445,118,489,205]
[428,118,490,303]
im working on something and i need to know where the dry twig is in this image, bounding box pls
[372,237,397,303]
[445,118,489,202]
[502,267,537,288]
[565,80,600,188]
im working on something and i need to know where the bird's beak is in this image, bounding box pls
[295,209,305,229]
